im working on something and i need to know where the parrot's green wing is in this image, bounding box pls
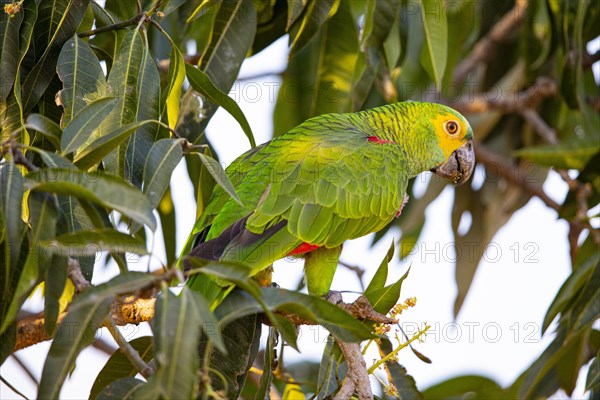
[183,113,410,298]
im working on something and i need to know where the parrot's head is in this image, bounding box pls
[425,104,475,186]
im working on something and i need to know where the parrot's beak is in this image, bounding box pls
[431,140,475,186]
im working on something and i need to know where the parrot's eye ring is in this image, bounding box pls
[445,121,459,135]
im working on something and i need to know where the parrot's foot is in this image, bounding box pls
[324,290,343,305]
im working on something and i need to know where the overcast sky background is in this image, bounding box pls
[1,35,598,399]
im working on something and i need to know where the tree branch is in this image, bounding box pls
[474,144,561,212]
[452,0,529,85]
[105,315,154,378]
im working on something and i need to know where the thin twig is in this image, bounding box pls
[67,257,91,294]
[452,0,529,85]
[338,261,366,291]
[78,14,145,38]
[0,375,29,400]
[474,144,561,212]
[105,316,154,378]
[9,354,38,385]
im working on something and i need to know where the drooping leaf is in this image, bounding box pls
[379,338,423,399]
[0,0,23,102]
[423,375,506,399]
[60,97,119,155]
[38,272,159,399]
[196,152,243,206]
[142,139,184,209]
[96,378,147,400]
[288,0,340,58]
[316,335,339,399]
[0,162,24,272]
[43,255,69,335]
[25,168,156,230]
[74,120,160,170]
[149,287,203,399]
[185,64,256,148]
[254,326,277,400]
[21,0,90,111]
[163,44,185,130]
[587,352,600,392]
[125,31,161,187]
[419,0,447,86]
[57,35,107,126]
[26,114,62,149]
[360,0,400,50]
[40,228,148,257]
[514,141,600,170]
[90,336,154,400]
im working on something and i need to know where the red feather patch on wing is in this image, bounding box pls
[288,242,320,256]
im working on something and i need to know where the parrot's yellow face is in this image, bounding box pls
[429,108,475,186]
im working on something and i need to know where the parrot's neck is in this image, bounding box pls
[358,105,445,177]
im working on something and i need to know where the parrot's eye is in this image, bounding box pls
[444,121,460,135]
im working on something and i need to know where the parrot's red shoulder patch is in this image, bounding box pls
[367,136,396,145]
[288,243,320,256]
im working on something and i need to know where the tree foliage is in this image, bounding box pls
[0,0,598,398]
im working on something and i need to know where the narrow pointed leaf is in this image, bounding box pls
[38,272,159,399]
[0,1,23,102]
[288,0,340,58]
[163,45,185,130]
[21,0,90,111]
[90,336,153,400]
[57,35,107,125]
[25,168,156,230]
[142,139,184,209]
[41,229,148,257]
[419,0,447,86]
[61,97,119,155]
[0,163,24,272]
[185,65,256,148]
[26,114,62,149]
[74,120,160,170]
[197,153,243,206]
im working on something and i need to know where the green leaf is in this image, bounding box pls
[38,272,159,399]
[0,162,24,271]
[254,327,277,400]
[379,339,423,399]
[74,120,160,170]
[150,287,202,399]
[514,141,600,170]
[185,64,256,148]
[586,352,600,391]
[542,252,599,334]
[360,0,400,50]
[366,267,410,315]
[96,377,147,400]
[26,114,62,149]
[25,168,156,230]
[44,255,68,334]
[288,0,340,58]
[365,241,394,294]
[142,139,184,209]
[101,27,145,176]
[60,97,119,155]
[40,228,148,257]
[309,0,358,116]
[286,0,306,30]
[157,188,177,266]
[419,0,448,86]
[316,335,339,399]
[125,31,161,188]
[57,35,107,126]
[0,0,23,102]
[21,0,90,111]
[423,375,505,399]
[193,0,256,143]
[163,44,185,130]
[90,336,154,400]
[196,152,243,206]
[260,288,374,342]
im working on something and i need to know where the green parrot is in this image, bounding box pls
[181,101,474,305]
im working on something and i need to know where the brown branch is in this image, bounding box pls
[77,0,162,38]
[67,257,91,294]
[14,297,156,351]
[338,261,366,291]
[334,339,373,400]
[474,144,561,212]
[452,0,529,85]
[105,315,154,378]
